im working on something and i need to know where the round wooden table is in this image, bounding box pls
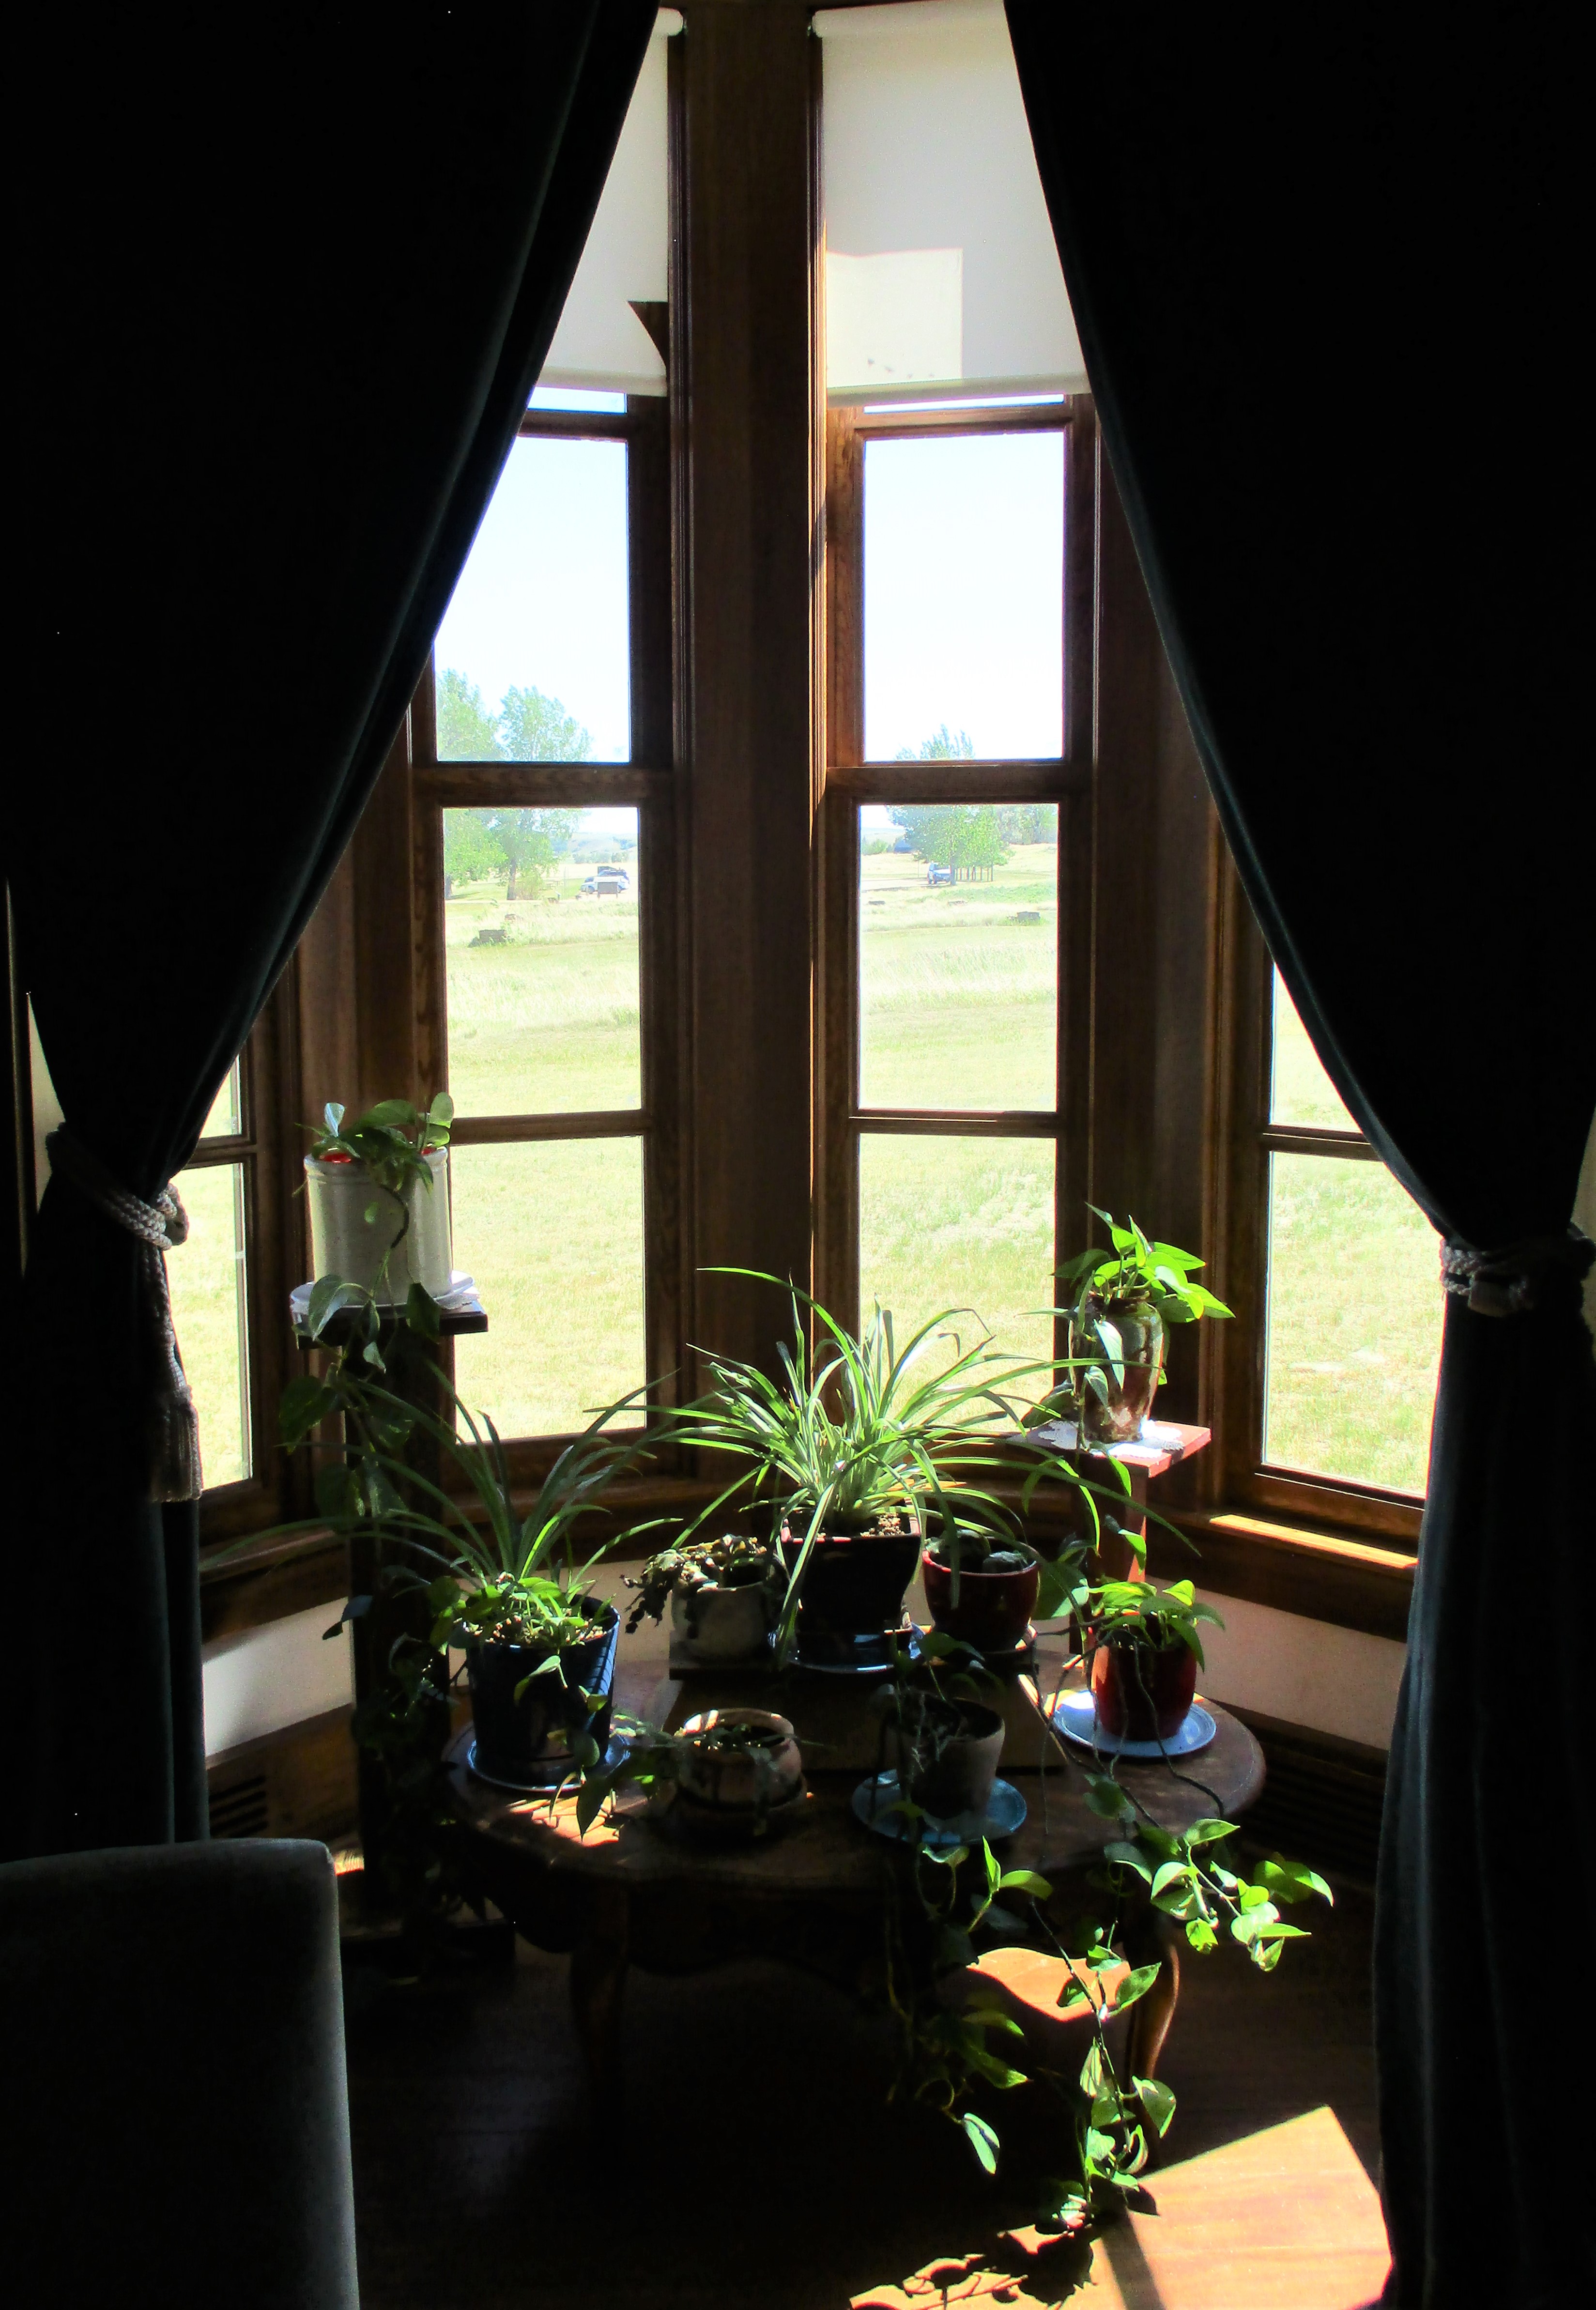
[445,1663,1264,2104]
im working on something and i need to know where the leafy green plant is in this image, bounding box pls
[304,1093,455,1312]
[1088,1577,1224,1665]
[1056,1207,1233,1326]
[622,1531,778,1634]
[666,1272,1131,1656]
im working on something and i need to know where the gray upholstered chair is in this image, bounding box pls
[1,1837,359,2307]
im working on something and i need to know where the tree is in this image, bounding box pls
[889,803,1009,881]
[481,807,578,900]
[894,724,976,762]
[437,668,504,761]
[443,809,503,897]
[998,804,1059,847]
[499,685,592,763]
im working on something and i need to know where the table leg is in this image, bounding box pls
[569,1910,629,2118]
[1121,1908,1181,2081]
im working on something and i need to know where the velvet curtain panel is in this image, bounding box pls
[8,2,658,1861]
[1006,7,1594,2303]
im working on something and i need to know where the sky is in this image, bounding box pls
[434,397,1064,842]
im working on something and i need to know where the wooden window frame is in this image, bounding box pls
[1211,861,1424,1548]
[410,391,682,1482]
[815,396,1098,1354]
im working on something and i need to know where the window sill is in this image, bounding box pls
[1148,1508,1415,1644]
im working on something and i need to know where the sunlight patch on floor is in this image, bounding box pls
[851,2106,1389,2310]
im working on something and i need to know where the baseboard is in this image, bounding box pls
[1228,1706,1388,1887]
[206,1705,358,1845]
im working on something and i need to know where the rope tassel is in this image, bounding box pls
[46,1126,205,1502]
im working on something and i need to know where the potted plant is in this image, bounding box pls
[623,1532,781,1663]
[1085,1577,1224,1743]
[276,1314,662,1788]
[303,1094,455,1303]
[921,1522,1046,1657]
[1054,1207,1232,1444]
[875,1630,1006,1823]
[576,1706,804,1841]
[670,1276,1085,1668]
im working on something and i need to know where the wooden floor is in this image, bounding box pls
[343,1868,1389,2309]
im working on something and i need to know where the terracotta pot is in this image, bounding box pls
[466,1602,619,1782]
[1070,1295,1166,1444]
[669,1580,776,1663]
[779,1519,919,1639]
[676,1709,802,1810]
[886,1700,1005,1820]
[1089,1637,1196,1743]
[921,1542,1039,1653]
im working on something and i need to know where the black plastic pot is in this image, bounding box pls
[465,1602,619,1784]
[779,1519,920,1641]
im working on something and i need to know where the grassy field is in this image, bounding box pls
[444,845,640,1117]
[169,847,1441,1495]
[1266,975,1439,1493]
[167,1159,249,1488]
[859,844,1058,1110]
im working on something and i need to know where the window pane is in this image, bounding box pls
[451,1139,645,1438]
[1270,969,1355,1129]
[859,810,1057,1109]
[200,1059,241,1139]
[859,1135,1055,1383]
[444,806,639,1118]
[435,435,629,762]
[168,1161,250,1486]
[1264,1152,1440,1494]
[864,431,1062,762]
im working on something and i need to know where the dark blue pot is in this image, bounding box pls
[465,1602,619,1784]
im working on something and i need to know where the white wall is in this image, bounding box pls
[203,1604,354,1758]
[1193,1588,1405,1751]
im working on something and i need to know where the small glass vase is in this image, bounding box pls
[1070,1296,1166,1444]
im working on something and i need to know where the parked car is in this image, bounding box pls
[926,862,953,887]
[581,867,630,896]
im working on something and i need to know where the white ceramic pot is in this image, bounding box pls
[304,1148,451,1301]
[669,1581,776,1663]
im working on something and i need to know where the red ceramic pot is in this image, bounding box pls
[921,1544,1039,1654]
[1089,1638,1197,1742]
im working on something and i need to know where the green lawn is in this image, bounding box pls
[168,1159,249,1487]
[166,843,1441,1495]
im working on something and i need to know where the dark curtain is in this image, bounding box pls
[7,2,658,1861]
[1006,7,1594,2304]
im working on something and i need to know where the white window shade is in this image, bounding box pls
[814,0,1085,406]
[538,12,679,397]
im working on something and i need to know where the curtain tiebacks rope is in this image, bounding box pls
[1441,1224,1594,1319]
[45,1126,203,1503]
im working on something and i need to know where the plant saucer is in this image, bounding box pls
[850,1769,1028,1852]
[465,1731,629,1795]
[1048,1689,1216,1760]
[663,1776,810,1843]
[793,1623,917,1677]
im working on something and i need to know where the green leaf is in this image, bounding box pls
[278,1373,336,1447]
[1109,1962,1162,2015]
[996,1869,1053,1901]
[314,1463,363,1521]
[405,1282,442,1341]
[1184,1917,1219,1952]
[1086,1774,1133,1822]
[962,2111,1000,2175]
[1102,1840,1152,1882]
[1135,2076,1177,2136]
[1254,1855,1334,1906]
[1181,1817,1239,1847]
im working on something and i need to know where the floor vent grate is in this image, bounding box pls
[210,1774,270,1839]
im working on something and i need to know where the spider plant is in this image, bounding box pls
[667,1272,1129,1656]
[277,1330,663,1656]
